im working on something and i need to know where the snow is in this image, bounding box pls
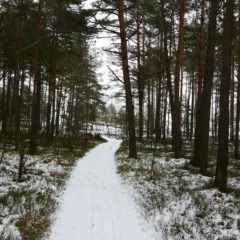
[115,143,240,240]
[0,150,67,240]
[88,122,124,137]
[49,137,156,240]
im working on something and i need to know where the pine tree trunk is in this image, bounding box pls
[162,87,168,142]
[192,0,218,174]
[51,31,58,139]
[27,76,32,130]
[214,0,234,192]
[3,73,12,136]
[117,0,137,158]
[1,64,6,135]
[15,60,25,150]
[161,0,174,145]
[136,7,144,141]
[151,78,155,139]
[230,50,235,142]
[46,30,55,139]
[56,74,63,136]
[197,0,205,107]
[235,0,240,159]
[172,0,185,158]
[190,44,196,142]
[186,79,191,140]
[29,0,42,154]
[12,0,23,143]
[155,30,163,143]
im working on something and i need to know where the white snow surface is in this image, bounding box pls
[49,137,156,240]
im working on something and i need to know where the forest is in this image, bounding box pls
[0,0,240,239]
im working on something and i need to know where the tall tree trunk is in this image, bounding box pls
[1,64,6,135]
[27,76,32,130]
[192,0,218,174]
[190,44,196,142]
[235,0,240,159]
[180,67,183,106]
[163,87,168,142]
[117,0,137,158]
[146,39,152,139]
[161,0,174,146]
[56,73,64,136]
[12,0,23,144]
[147,77,150,139]
[29,0,42,154]
[172,0,185,158]
[215,0,234,192]
[150,77,154,139]
[155,29,163,143]
[3,73,12,136]
[46,30,55,139]
[186,79,191,140]
[230,50,235,142]
[15,60,25,149]
[51,31,58,139]
[197,0,205,107]
[136,7,144,141]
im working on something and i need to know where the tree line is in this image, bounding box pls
[0,0,104,153]
[94,0,237,192]
[0,0,238,193]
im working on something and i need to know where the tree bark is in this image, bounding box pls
[1,64,6,135]
[197,0,205,106]
[136,7,144,141]
[215,0,234,192]
[172,0,185,158]
[51,31,58,139]
[230,50,235,142]
[117,0,137,158]
[155,28,163,143]
[30,0,42,154]
[235,0,240,159]
[192,0,218,174]
[15,60,25,149]
[13,0,23,137]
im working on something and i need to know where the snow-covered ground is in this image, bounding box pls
[0,150,68,239]
[115,141,240,240]
[0,137,106,240]
[88,122,124,137]
[49,137,156,240]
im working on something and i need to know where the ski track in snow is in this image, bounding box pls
[49,137,156,240]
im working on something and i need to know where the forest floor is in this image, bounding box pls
[48,137,156,240]
[0,134,106,240]
[1,128,240,240]
[115,139,240,240]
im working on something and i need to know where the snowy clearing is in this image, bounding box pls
[49,137,156,240]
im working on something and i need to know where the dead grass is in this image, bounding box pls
[16,213,50,240]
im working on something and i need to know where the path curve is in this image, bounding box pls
[49,137,155,240]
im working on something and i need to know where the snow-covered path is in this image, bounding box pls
[49,137,156,240]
